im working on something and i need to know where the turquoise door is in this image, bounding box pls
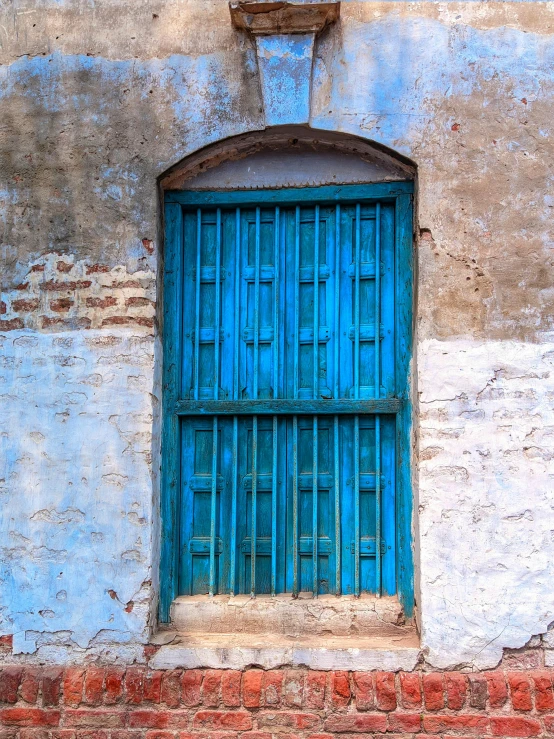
[162,184,413,607]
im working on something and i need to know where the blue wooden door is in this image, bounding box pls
[174,194,404,598]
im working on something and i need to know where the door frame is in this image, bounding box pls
[160,182,414,622]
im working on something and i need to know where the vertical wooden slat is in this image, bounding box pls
[230,208,241,595]
[293,206,300,597]
[354,414,360,597]
[194,209,201,401]
[272,207,280,596]
[312,206,319,596]
[209,209,222,596]
[292,415,299,598]
[251,208,261,596]
[209,416,218,595]
[374,203,382,596]
[312,415,318,596]
[354,204,361,597]
[334,415,340,594]
[334,204,341,595]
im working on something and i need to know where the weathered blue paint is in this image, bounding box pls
[256,34,314,126]
[162,183,413,606]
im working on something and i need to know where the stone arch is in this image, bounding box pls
[160,125,416,192]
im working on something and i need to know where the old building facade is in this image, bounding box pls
[2,0,554,736]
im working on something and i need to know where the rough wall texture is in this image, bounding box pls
[1,0,554,671]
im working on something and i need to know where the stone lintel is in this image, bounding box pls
[229,0,340,36]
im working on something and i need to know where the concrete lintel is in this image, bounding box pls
[229,1,340,36]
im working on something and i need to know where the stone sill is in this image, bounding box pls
[149,630,420,671]
[152,594,420,670]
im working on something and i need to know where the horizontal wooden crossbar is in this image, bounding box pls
[174,399,402,416]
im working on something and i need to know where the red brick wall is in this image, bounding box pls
[2,666,554,738]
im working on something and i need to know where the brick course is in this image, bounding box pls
[2,667,554,737]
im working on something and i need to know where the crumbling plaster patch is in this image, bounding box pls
[418,339,554,669]
[0,328,156,659]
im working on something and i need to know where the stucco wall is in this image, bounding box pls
[1,1,554,669]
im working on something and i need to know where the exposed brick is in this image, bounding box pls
[0,318,24,330]
[126,297,154,307]
[111,280,141,289]
[544,715,554,732]
[0,667,22,704]
[86,297,118,309]
[221,671,241,708]
[0,301,5,315]
[374,672,396,711]
[193,711,252,731]
[41,316,91,329]
[50,732,76,739]
[484,674,506,712]
[352,673,373,711]
[468,675,488,710]
[304,672,325,710]
[423,673,444,711]
[40,281,92,291]
[388,713,422,732]
[258,711,321,730]
[101,316,154,328]
[330,671,351,708]
[64,669,85,707]
[19,730,49,739]
[12,298,39,312]
[0,708,60,727]
[42,667,63,707]
[145,732,174,739]
[160,670,181,708]
[423,715,490,734]
[104,668,125,705]
[64,710,126,728]
[324,713,387,733]
[504,650,543,671]
[14,283,29,290]
[143,672,163,704]
[128,710,189,729]
[30,264,45,272]
[181,671,203,707]
[125,668,145,705]
[57,262,74,273]
[445,672,467,710]
[86,265,109,274]
[84,669,105,707]
[490,716,540,737]
[532,672,554,711]
[73,731,108,739]
[283,671,304,708]
[399,672,421,709]
[242,670,262,708]
[142,239,154,254]
[509,673,533,711]
[50,297,73,312]
[20,668,41,704]
[200,670,221,708]
[143,645,160,661]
